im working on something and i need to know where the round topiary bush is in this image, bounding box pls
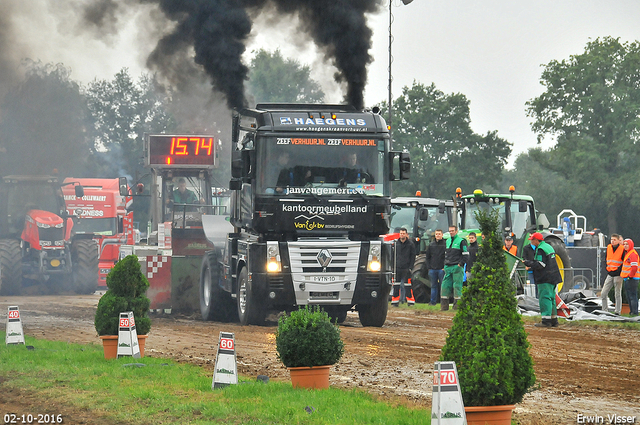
[440,209,535,406]
[275,306,344,368]
[94,255,151,336]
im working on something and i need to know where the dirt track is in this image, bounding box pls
[1,293,639,425]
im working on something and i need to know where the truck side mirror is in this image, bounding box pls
[231,150,243,178]
[389,151,411,181]
[399,152,411,180]
[118,177,128,196]
[243,150,255,180]
[419,208,429,221]
[74,185,84,199]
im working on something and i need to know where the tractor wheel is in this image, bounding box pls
[237,267,265,326]
[0,239,23,295]
[200,251,237,322]
[358,284,390,327]
[410,254,430,303]
[546,238,572,293]
[575,234,593,247]
[71,239,99,294]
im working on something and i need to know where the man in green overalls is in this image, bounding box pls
[441,225,468,311]
[524,232,563,327]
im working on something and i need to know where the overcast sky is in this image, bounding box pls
[6,0,640,165]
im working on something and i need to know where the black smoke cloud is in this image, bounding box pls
[87,0,383,110]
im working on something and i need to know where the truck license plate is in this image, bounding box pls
[310,292,338,299]
[312,275,336,282]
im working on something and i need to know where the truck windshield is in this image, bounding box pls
[257,136,387,196]
[73,217,118,236]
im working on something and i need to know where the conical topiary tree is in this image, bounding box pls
[94,255,151,336]
[440,209,535,406]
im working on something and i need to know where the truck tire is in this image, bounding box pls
[324,306,349,324]
[237,267,265,326]
[546,238,572,293]
[200,251,237,322]
[71,239,99,294]
[358,286,389,327]
[410,254,430,303]
[0,239,23,295]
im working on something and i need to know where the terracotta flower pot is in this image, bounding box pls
[464,404,515,425]
[288,365,331,389]
[621,303,630,315]
[100,335,148,359]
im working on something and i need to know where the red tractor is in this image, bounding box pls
[0,175,99,295]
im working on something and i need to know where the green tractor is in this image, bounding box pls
[387,195,456,302]
[457,187,573,293]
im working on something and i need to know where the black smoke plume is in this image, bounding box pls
[87,0,383,110]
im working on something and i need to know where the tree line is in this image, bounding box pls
[0,40,638,239]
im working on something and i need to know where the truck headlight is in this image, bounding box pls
[368,241,382,272]
[266,241,281,273]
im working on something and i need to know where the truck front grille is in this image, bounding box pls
[288,241,360,274]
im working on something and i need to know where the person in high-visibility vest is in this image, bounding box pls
[600,234,626,314]
[441,225,468,311]
[503,235,517,256]
[620,239,639,316]
[524,232,563,327]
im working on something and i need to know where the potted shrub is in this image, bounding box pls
[94,255,151,359]
[275,306,344,389]
[440,209,536,425]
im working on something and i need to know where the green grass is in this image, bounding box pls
[0,333,431,424]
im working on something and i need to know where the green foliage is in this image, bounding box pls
[440,209,535,406]
[85,69,176,178]
[380,81,512,198]
[94,255,151,336]
[247,49,325,104]
[526,37,640,235]
[0,60,92,177]
[275,306,344,368]
[85,69,176,226]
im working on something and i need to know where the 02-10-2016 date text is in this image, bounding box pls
[3,414,63,424]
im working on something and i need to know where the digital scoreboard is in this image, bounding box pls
[146,134,218,168]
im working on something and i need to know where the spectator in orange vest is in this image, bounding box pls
[600,234,625,314]
[621,239,639,316]
[503,235,517,256]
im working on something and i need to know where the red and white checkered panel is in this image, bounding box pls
[147,256,169,279]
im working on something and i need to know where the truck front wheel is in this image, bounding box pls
[237,267,265,326]
[358,285,389,327]
[0,239,23,295]
[200,251,236,322]
[71,239,99,294]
